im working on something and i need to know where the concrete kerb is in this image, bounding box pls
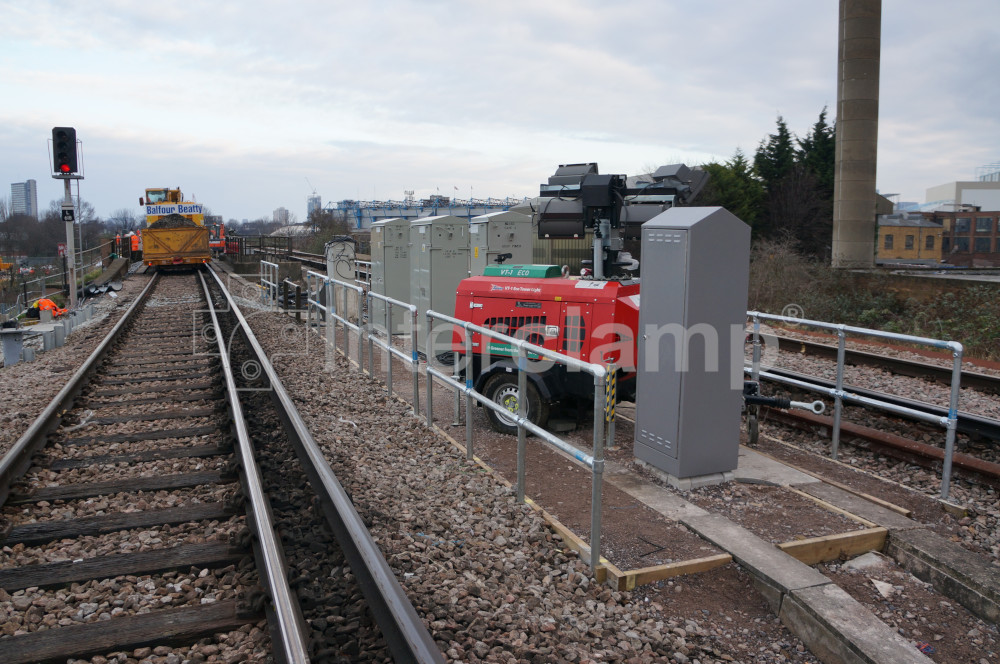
[886,528,1000,625]
[780,584,934,664]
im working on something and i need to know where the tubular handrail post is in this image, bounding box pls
[366,291,374,378]
[328,278,337,363]
[515,344,527,504]
[941,342,964,500]
[383,296,392,398]
[411,307,420,416]
[464,325,474,460]
[590,365,607,573]
[425,311,434,425]
[452,341,461,426]
[357,285,365,372]
[750,314,761,381]
[341,283,350,371]
[831,326,847,459]
[305,274,313,334]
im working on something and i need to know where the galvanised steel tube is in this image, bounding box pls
[941,343,965,500]
[832,327,847,459]
[465,330,474,460]
[197,273,310,664]
[747,310,960,351]
[591,370,606,573]
[751,368,949,427]
[516,345,527,503]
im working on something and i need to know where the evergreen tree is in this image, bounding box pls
[798,107,835,198]
[753,116,796,193]
[699,149,765,232]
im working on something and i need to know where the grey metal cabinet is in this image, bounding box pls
[634,207,750,481]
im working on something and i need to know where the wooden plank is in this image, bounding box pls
[786,486,878,528]
[0,541,245,591]
[90,407,218,424]
[0,600,259,664]
[98,372,215,386]
[751,445,913,518]
[117,353,200,363]
[90,381,216,397]
[8,471,227,505]
[102,362,213,376]
[623,553,733,591]
[82,393,220,409]
[4,502,236,547]
[49,443,229,470]
[777,527,888,566]
[60,425,220,446]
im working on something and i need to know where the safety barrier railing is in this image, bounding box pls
[259,260,279,309]
[365,290,420,414]
[355,260,372,287]
[305,270,365,371]
[747,311,964,500]
[423,309,608,572]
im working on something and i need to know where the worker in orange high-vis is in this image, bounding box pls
[130,232,139,260]
[116,233,122,255]
[36,298,68,317]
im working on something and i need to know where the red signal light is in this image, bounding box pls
[59,164,70,173]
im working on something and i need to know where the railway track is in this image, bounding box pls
[0,269,442,663]
[773,334,1000,396]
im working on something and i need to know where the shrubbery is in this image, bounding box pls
[749,239,1000,361]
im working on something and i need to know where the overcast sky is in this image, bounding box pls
[2,1,998,224]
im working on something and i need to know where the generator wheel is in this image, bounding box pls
[483,373,549,435]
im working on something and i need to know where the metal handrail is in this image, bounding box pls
[366,289,420,414]
[208,267,444,664]
[305,270,365,371]
[747,310,964,499]
[197,272,309,664]
[424,309,608,572]
[259,260,279,308]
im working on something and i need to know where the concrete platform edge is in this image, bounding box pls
[886,528,1000,625]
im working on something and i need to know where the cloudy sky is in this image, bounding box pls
[2,1,998,224]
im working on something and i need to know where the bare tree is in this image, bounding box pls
[0,196,8,223]
[107,207,142,234]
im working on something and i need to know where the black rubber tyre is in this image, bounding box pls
[483,372,550,435]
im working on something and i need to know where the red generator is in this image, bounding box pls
[450,264,639,433]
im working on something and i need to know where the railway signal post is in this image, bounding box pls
[51,126,82,310]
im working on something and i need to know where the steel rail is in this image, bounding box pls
[0,273,160,505]
[775,335,1000,396]
[763,366,1000,442]
[207,267,444,664]
[196,272,310,664]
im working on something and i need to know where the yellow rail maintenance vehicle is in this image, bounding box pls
[139,188,210,269]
